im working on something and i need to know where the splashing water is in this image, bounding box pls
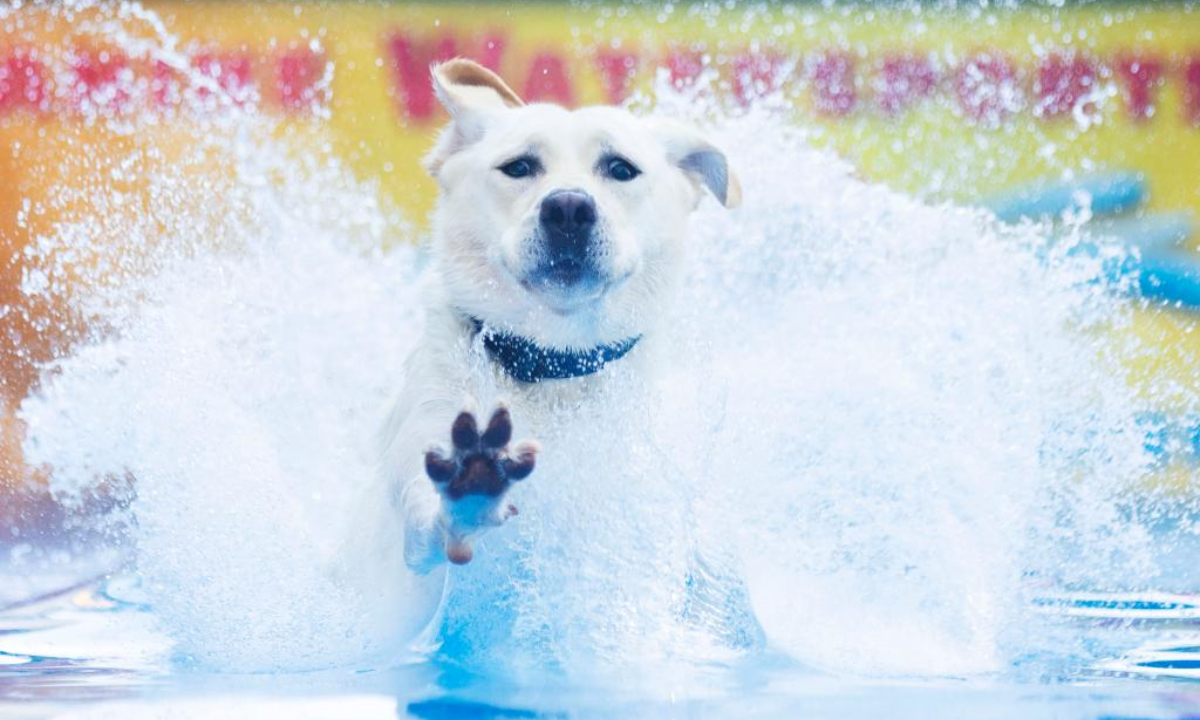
[10,1,1181,681]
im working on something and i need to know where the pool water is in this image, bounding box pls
[0,545,1198,719]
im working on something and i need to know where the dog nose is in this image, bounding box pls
[539,190,597,246]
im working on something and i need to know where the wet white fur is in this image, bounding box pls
[342,60,738,649]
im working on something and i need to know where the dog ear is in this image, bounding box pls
[423,59,524,178]
[432,58,524,116]
[651,119,742,209]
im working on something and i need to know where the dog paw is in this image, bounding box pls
[424,406,538,562]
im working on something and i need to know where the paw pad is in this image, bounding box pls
[425,406,538,501]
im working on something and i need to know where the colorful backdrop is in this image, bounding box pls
[2,1,1200,496]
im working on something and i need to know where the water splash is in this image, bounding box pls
[8,0,1182,680]
[675,107,1162,675]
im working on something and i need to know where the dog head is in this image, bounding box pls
[424,59,740,349]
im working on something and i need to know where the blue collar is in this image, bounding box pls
[468,317,641,384]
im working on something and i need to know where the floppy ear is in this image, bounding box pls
[651,120,742,209]
[423,59,525,177]
[431,58,524,117]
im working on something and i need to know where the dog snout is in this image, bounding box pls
[539,190,597,257]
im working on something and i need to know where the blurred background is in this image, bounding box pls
[2,0,1200,538]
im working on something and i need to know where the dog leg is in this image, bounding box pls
[422,406,539,566]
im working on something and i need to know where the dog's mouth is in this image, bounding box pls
[537,257,591,287]
[519,259,631,315]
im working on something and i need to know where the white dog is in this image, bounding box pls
[348,59,740,644]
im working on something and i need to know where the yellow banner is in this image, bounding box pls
[3,3,1199,219]
[2,2,1200,488]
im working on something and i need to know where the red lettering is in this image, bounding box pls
[875,54,937,116]
[1115,55,1163,121]
[479,34,507,75]
[665,50,704,89]
[812,51,856,116]
[523,53,574,106]
[195,52,253,104]
[955,53,1019,126]
[1035,53,1097,118]
[69,48,130,114]
[152,60,179,108]
[387,34,460,121]
[154,53,254,110]
[385,32,506,122]
[595,50,638,104]
[1184,57,1200,126]
[0,53,47,112]
[276,48,326,112]
[731,51,785,106]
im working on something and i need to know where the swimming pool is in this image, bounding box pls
[1,545,1199,719]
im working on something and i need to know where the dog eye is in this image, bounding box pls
[604,156,641,182]
[498,157,539,179]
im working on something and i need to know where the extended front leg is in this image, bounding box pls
[423,406,539,565]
